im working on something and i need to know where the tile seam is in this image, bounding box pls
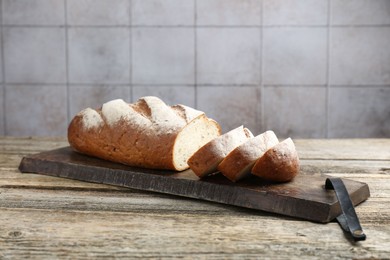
[260,0,265,133]
[64,0,71,123]
[129,0,133,102]
[2,24,390,29]
[1,0,7,134]
[3,83,389,88]
[194,0,198,109]
[326,0,332,138]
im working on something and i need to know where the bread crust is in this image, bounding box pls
[187,126,253,178]
[251,138,299,182]
[218,130,279,182]
[68,97,221,171]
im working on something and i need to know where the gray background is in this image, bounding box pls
[0,0,389,138]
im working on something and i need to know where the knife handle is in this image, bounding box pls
[325,177,366,242]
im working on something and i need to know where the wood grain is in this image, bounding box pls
[18,147,370,223]
[1,137,390,259]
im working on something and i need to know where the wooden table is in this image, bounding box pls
[1,137,389,259]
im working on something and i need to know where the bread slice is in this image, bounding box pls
[218,130,279,182]
[187,126,253,178]
[251,138,299,182]
[68,96,221,171]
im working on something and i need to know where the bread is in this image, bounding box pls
[187,126,253,178]
[68,96,221,171]
[251,138,299,182]
[217,130,279,182]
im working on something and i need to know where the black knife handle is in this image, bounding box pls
[325,177,366,241]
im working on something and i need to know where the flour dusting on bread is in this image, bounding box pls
[68,96,221,171]
[69,96,300,181]
[79,108,104,129]
[101,99,135,126]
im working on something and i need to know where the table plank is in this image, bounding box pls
[295,139,390,160]
[1,137,390,259]
[1,207,389,259]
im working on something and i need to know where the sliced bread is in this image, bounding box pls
[218,130,279,182]
[187,126,253,178]
[251,138,299,182]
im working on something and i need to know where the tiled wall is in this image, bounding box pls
[0,0,389,138]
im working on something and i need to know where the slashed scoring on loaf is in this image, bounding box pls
[79,108,104,129]
[69,96,221,171]
[101,99,152,128]
[102,99,135,126]
[172,105,203,123]
[94,97,204,135]
[137,96,185,133]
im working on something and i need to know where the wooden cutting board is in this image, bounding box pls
[18,147,370,223]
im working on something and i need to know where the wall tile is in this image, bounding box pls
[3,27,66,84]
[132,0,194,26]
[0,86,4,135]
[132,28,194,84]
[67,0,130,26]
[197,28,260,85]
[69,85,130,118]
[330,27,390,85]
[68,28,130,84]
[132,86,195,107]
[197,86,260,134]
[332,0,390,25]
[1,1,389,138]
[329,87,390,138]
[0,30,2,83]
[5,85,67,136]
[197,0,261,26]
[263,0,328,26]
[263,28,327,85]
[2,0,65,25]
[263,86,327,138]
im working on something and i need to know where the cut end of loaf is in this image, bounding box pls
[68,96,222,171]
[173,117,221,171]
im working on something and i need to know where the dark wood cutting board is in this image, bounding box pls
[18,147,370,223]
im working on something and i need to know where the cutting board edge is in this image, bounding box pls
[18,148,370,223]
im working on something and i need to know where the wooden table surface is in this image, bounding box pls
[1,137,389,259]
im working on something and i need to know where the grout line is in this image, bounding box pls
[3,83,69,87]
[194,0,198,109]
[263,84,328,88]
[129,0,133,102]
[64,0,71,122]
[0,0,7,135]
[1,24,390,29]
[326,0,332,138]
[2,82,389,88]
[259,0,264,134]
[329,85,390,88]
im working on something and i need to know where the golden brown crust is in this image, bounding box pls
[218,131,278,182]
[68,97,221,171]
[251,138,299,182]
[188,126,253,178]
[68,116,177,170]
[217,147,253,182]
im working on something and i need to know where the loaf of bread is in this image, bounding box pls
[218,130,279,182]
[251,138,299,182]
[187,126,253,178]
[68,97,221,171]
